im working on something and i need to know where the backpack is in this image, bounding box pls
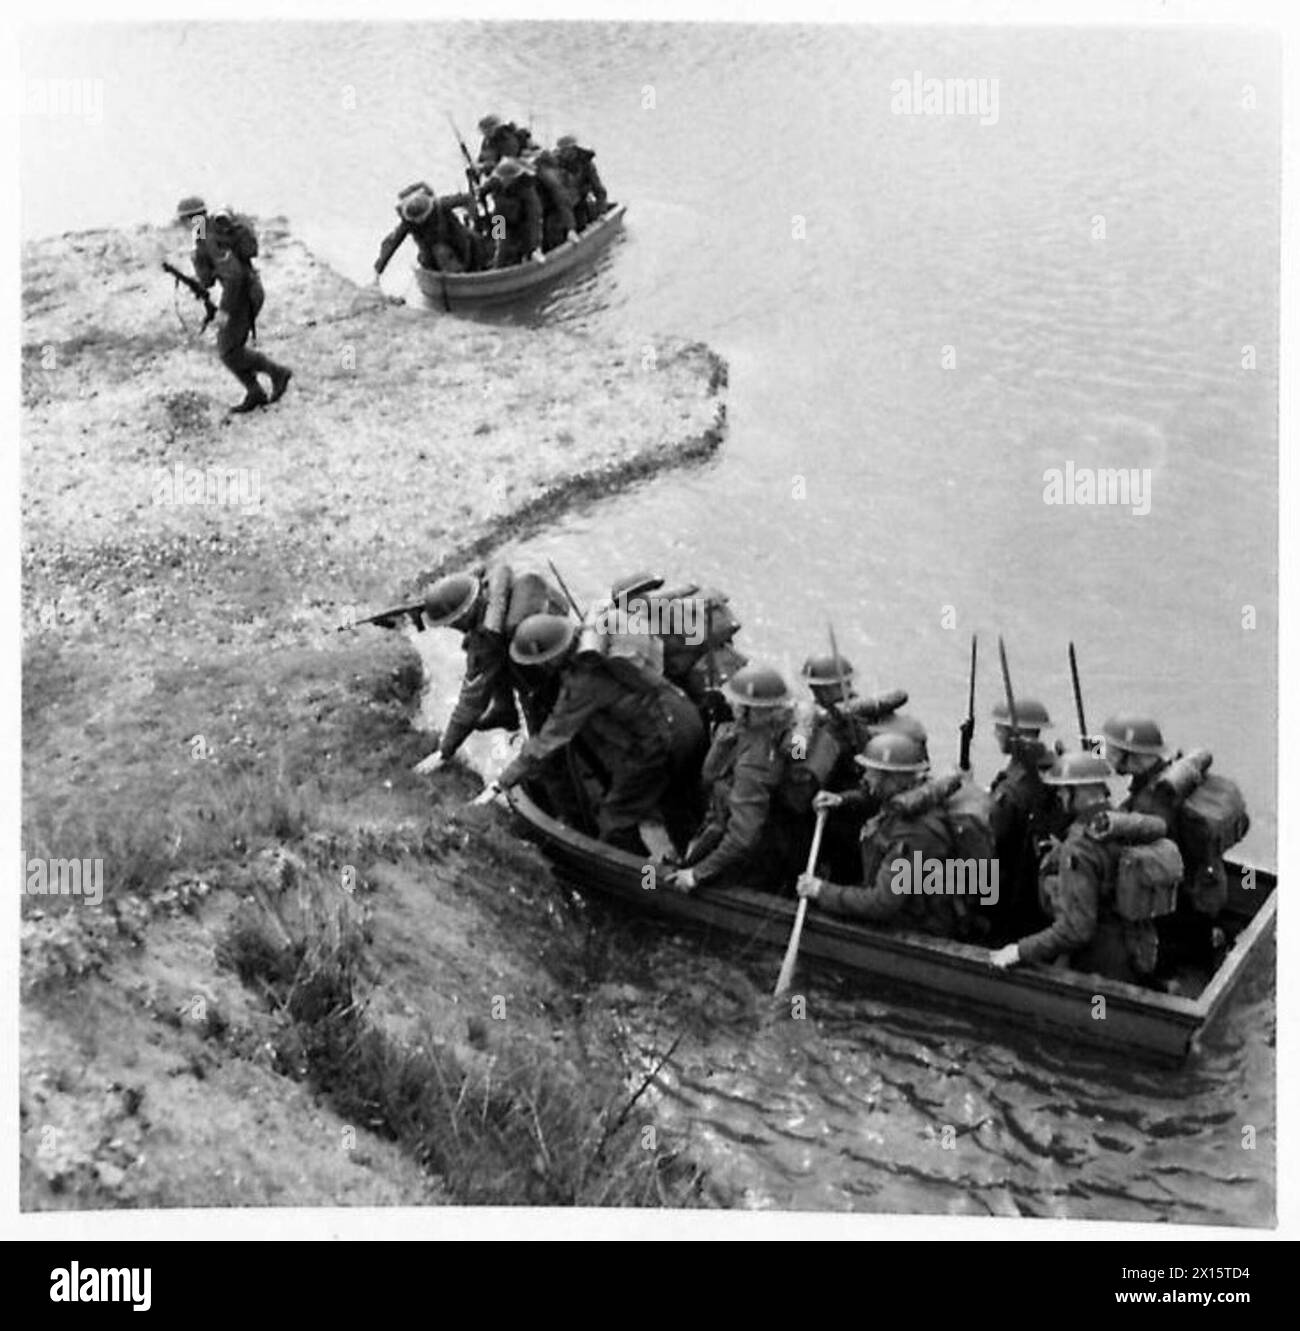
[1085,810,1183,923]
[214,214,259,264]
[1153,749,1248,917]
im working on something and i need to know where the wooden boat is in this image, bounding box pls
[413,204,627,311]
[506,785,1276,1064]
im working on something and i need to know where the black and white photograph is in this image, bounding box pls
[9,0,1291,1251]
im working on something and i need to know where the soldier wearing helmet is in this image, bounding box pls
[1103,714,1179,830]
[668,666,801,892]
[476,114,534,172]
[552,135,609,231]
[413,564,568,773]
[797,730,974,938]
[177,197,292,413]
[473,613,684,854]
[987,697,1065,936]
[372,181,485,280]
[989,751,1172,983]
[796,650,909,794]
[478,157,545,268]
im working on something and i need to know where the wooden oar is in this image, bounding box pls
[774,807,828,997]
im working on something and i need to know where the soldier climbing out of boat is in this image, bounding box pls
[797,730,991,940]
[666,666,807,894]
[986,697,1066,938]
[412,565,569,774]
[521,144,580,252]
[1103,714,1250,969]
[372,182,486,280]
[552,134,610,231]
[477,158,546,268]
[471,613,686,857]
[176,196,293,414]
[988,750,1183,985]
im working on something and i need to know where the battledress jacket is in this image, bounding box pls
[374,194,477,275]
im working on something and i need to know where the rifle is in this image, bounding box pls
[1068,641,1091,751]
[997,634,1020,740]
[959,633,977,772]
[446,112,491,232]
[337,601,426,633]
[162,262,217,331]
[546,559,586,621]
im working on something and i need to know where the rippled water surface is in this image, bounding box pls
[21,22,1278,1222]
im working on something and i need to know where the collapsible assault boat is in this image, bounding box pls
[413,204,627,311]
[507,784,1275,1064]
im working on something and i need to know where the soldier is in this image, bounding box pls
[372,182,484,279]
[796,652,909,793]
[177,198,292,414]
[987,697,1063,936]
[479,158,545,269]
[1102,714,1179,829]
[473,614,681,854]
[667,666,802,893]
[413,566,568,773]
[989,751,1180,984]
[797,731,980,939]
[553,134,610,230]
[524,147,580,252]
[476,114,534,171]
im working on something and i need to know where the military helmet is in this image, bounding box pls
[210,207,236,230]
[556,134,579,151]
[176,195,206,220]
[800,653,855,687]
[855,731,930,774]
[610,571,664,603]
[868,712,928,748]
[1101,714,1166,757]
[398,182,436,223]
[723,665,791,709]
[423,573,480,629]
[1041,751,1115,786]
[991,697,1051,730]
[509,613,576,667]
[490,157,529,184]
[478,113,503,135]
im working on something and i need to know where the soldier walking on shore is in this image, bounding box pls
[176,196,292,414]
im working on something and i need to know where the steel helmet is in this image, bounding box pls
[478,113,503,134]
[800,653,855,687]
[398,183,436,223]
[509,614,576,667]
[176,195,206,220]
[1041,751,1115,786]
[1101,714,1166,757]
[868,712,928,749]
[423,573,480,629]
[490,157,529,184]
[610,571,664,603]
[991,697,1052,731]
[855,731,930,774]
[556,134,579,151]
[724,665,791,709]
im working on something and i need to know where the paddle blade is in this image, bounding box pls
[774,898,809,998]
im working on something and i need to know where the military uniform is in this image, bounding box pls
[815,791,970,938]
[375,194,483,275]
[477,121,533,171]
[528,154,578,252]
[190,211,291,410]
[484,173,544,268]
[988,740,1065,936]
[554,142,608,230]
[1015,810,1169,983]
[437,566,567,762]
[497,657,673,847]
[683,717,799,890]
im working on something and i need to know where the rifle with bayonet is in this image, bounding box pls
[958,633,977,772]
[162,262,217,332]
[446,112,492,233]
[1068,641,1095,752]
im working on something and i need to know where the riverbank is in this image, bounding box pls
[20,220,730,1210]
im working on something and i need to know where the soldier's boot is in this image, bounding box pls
[268,365,293,403]
[242,348,292,403]
[228,370,269,414]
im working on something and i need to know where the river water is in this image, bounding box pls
[20,21,1278,1223]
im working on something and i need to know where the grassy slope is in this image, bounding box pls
[20,222,729,1210]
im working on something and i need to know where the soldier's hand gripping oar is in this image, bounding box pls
[959,633,978,773]
[774,807,828,998]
